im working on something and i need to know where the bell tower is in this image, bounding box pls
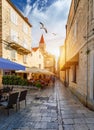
[39,34,46,52]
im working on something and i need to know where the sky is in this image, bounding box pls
[11,0,71,58]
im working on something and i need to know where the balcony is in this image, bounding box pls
[10,41,31,54]
[61,53,79,71]
[6,36,31,54]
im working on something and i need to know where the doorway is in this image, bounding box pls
[90,51,94,99]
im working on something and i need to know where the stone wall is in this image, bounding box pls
[60,0,94,109]
[0,0,2,57]
[2,0,32,67]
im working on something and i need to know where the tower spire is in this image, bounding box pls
[39,34,45,44]
[39,34,46,51]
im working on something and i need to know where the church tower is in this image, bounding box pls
[39,34,46,52]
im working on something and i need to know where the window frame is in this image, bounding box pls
[10,8,18,25]
[11,49,17,61]
[23,23,28,34]
[11,29,18,42]
[23,55,27,63]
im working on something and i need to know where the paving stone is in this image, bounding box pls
[34,122,42,129]
[61,114,74,119]
[58,125,63,130]
[87,123,94,130]
[62,113,85,119]
[73,124,89,130]
[12,128,21,130]
[73,118,86,124]
[40,106,47,109]
[20,127,30,130]
[40,122,47,129]
[63,125,74,130]
[85,118,94,123]
[41,117,51,122]
[32,113,41,117]
[63,119,74,125]
[84,113,94,118]
[0,80,94,130]
[51,117,58,122]
[41,113,48,116]
[47,122,58,129]
[61,110,77,115]
[76,110,88,114]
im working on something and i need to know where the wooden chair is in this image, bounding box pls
[18,90,27,109]
[0,89,3,101]
[10,86,14,91]
[3,86,10,93]
[0,92,19,115]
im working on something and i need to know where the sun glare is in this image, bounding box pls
[49,48,60,61]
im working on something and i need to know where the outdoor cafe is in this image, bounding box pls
[0,57,26,115]
[0,58,55,115]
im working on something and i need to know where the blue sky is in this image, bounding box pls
[11,0,71,57]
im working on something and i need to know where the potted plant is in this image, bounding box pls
[35,81,42,90]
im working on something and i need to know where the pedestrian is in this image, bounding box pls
[51,75,55,87]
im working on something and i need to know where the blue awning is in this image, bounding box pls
[0,58,25,70]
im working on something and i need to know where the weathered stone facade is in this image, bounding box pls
[0,0,32,85]
[60,0,94,110]
[0,0,2,57]
[2,0,32,65]
[31,47,44,69]
[59,45,66,82]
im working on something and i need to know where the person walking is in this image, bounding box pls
[51,75,55,87]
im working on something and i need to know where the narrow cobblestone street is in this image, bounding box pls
[0,79,94,130]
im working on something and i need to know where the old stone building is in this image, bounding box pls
[39,34,55,73]
[0,0,32,84]
[31,47,44,69]
[58,45,66,81]
[0,0,32,82]
[60,0,94,110]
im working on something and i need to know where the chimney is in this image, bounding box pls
[25,17,28,22]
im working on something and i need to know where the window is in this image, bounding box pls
[90,51,94,99]
[72,65,77,83]
[39,64,41,69]
[10,9,17,25]
[11,50,17,60]
[11,29,18,42]
[39,55,41,58]
[74,0,79,12]
[31,53,33,56]
[46,61,50,64]
[90,0,93,19]
[23,23,28,34]
[23,55,27,63]
[74,20,78,41]
[22,39,28,49]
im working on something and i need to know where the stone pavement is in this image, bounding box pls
[0,79,94,130]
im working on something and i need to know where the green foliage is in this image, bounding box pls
[2,75,28,86]
[35,81,42,89]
